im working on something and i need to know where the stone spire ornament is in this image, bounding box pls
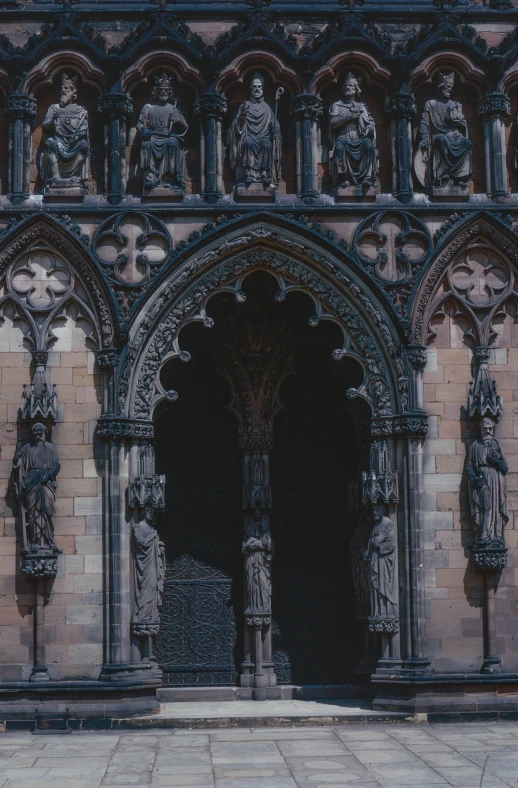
[20,352,58,423]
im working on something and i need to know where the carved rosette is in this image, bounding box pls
[405,345,428,371]
[193,92,227,119]
[98,93,134,122]
[289,94,324,122]
[97,416,155,442]
[368,617,399,634]
[472,546,508,573]
[384,93,417,119]
[6,93,37,121]
[476,94,511,120]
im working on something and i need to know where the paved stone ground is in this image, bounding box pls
[1,721,518,787]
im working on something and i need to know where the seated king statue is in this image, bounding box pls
[136,74,188,194]
[230,72,282,187]
[328,73,379,188]
[40,73,90,192]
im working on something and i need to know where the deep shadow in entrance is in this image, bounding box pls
[154,272,366,687]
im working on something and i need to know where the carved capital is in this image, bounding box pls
[476,93,511,120]
[97,416,154,443]
[368,616,399,634]
[96,350,121,370]
[475,345,491,363]
[405,345,428,371]
[6,93,37,120]
[471,545,508,573]
[21,551,60,579]
[32,350,49,367]
[289,94,324,122]
[370,413,428,439]
[98,92,133,122]
[384,93,416,119]
[193,92,227,119]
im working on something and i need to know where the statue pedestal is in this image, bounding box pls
[43,185,85,202]
[235,182,276,202]
[335,184,379,202]
[142,185,184,202]
[431,183,470,201]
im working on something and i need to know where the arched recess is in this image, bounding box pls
[119,216,409,423]
[0,214,116,350]
[410,214,518,349]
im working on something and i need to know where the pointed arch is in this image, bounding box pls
[0,214,116,349]
[22,51,106,96]
[216,50,301,96]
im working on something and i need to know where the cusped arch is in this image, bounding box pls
[22,51,106,96]
[311,51,392,97]
[410,214,518,347]
[119,218,409,424]
[0,214,116,349]
[216,51,302,96]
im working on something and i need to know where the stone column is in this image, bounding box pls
[98,93,134,205]
[477,93,510,201]
[194,92,227,204]
[289,94,323,202]
[6,93,37,205]
[385,93,416,204]
[238,432,280,700]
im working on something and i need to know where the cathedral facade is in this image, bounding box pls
[1,0,518,722]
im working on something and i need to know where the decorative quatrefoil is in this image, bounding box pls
[10,251,72,311]
[353,211,430,285]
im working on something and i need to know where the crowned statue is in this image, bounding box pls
[136,74,188,194]
[230,72,282,188]
[415,71,474,190]
[40,73,90,192]
[329,72,379,189]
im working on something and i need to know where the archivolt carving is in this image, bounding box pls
[412,218,518,346]
[122,236,403,421]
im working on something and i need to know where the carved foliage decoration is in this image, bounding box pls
[93,212,171,317]
[353,211,430,318]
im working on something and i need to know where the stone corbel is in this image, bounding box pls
[6,93,37,205]
[98,92,134,205]
[20,351,59,424]
[289,94,323,202]
[477,93,510,201]
[194,92,227,203]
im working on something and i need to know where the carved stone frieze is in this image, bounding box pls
[472,546,508,573]
[97,416,154,442]
[370,413,428,438]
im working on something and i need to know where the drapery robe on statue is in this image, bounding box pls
[466,438,508,545]
[137,102,188,190]
[329,100,378,186]
[132,520,166,636]
[366,516,398,620]
[243,527,273,616]
[230,99,281,185]
[416,99,474,187]
[13,441,60,552]
[41,103,90,185]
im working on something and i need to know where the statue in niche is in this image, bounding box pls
[350,511,371,621]
[466,417,508,547]
[328,73,378,188]
[415,71,474,190]
[136,73,188,194]
[230,72,282,187]
[364,503,398,622]
[243,504,273,616]
[13,423,60,553]
[40,73,90,191]
[131,505,166,637]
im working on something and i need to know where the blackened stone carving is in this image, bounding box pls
[243,505,273,623]
[350,514,371,621]
[136,74,188,196]
[406,344,428,371]
[41,73,90,196]
[131,507,166,638]
[466,416,508,548]
[6,93,37,204]
[415,72,474,194]
[97,417,155,442]
[329,73,379,192]
[364,503,398,628]
[472,546,508,573]
[230,72,282,194]
[21,352,58,423]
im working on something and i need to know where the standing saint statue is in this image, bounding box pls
[364,503,398,622]
[131,505,166,637]
[329,73,378,188]
[415,71,474,189]
[40,73,90,190]
[243,504,273,617]
[230,72,282,187]
[13,423,60,553]
[466,417,508,547]
[136,74,188,193]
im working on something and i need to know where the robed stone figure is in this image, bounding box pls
[243,505,273,617]
[230,73,281,187]
[364,504,398,622]
[131,506,166,637]
[329,73,378,188]
[415,71,474,189]
[40,73,90,189]
[136,74,188,193]
[13,423,60,552]
[466,417,508,546]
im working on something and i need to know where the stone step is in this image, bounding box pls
[156,683,375,703]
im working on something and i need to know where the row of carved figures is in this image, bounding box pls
[10,69,516,202]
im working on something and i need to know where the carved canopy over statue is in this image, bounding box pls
[364,503,398,624]
[13,423,60,553]
[466,417,508,547]
[415,71,474,190]
[242,504,273,618]
[230,72,282,187]
[329,72,379,188]
[40,73,90,190]
[132,505,166,637]
[136,73,188,193]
